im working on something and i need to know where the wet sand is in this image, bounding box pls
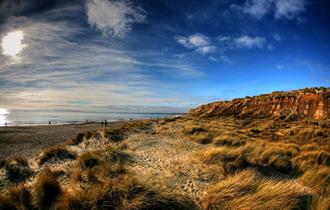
[0,121,126,159]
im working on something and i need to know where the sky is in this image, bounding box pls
[0,0,330,121]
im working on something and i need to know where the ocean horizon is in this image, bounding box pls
[0,109,185,126]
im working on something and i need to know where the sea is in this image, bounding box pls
[0,108,185,126]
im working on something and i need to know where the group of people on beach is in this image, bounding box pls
[101,120,108,126]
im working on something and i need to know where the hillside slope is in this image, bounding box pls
[189,87,330,120]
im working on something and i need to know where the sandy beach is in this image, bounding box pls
[0,121,127,159]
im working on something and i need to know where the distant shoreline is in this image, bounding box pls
[0,113,185,127]
[0,121,128,159]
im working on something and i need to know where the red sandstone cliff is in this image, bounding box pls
[188,88,330,120]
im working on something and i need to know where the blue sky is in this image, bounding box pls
[0,0,329,115]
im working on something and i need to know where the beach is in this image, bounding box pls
[0,121,127,159]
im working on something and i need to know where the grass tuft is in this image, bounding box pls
[38,146,76,165]
[202,169,313,210]
[0,156,33,183]
[34,168,62,209]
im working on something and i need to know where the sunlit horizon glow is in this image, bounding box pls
[1,30,25,57]
[0,108,10,126]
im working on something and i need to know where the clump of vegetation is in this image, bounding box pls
[0,156,33,183]
[292,150,330,173]
[69,175,198,210]
[312,196,330,210]
[0,184,33,210]
[34,168,62,209]
[116,119,153,133]
[67,130,99,145]
[199,147,249,174]
[213,135,247,147]
[199,140,301,175]
[201,169,313,210]
[183,125,214,144]
[38,146,76,165]
[68,132,85,145]
[104,128,127,142]
[246,141,300,174]
[299,166,330,195]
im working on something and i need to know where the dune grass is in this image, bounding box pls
[201,169,313,210]
[183,124,215,144]
[0,156,33,183]
[0,145,197,210]
[1,116,329,209]
[38,146,77,165]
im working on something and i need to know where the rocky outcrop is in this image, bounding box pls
[189,88,330,120]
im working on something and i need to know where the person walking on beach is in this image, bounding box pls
[105,120,108,126]
[49,121,51,125]
[101,121,104,126]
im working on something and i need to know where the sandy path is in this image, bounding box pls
[122,126,223,201]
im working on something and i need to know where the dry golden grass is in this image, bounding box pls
[201,169,313,210]
[183,124,215,144]
[67,132,85,145]
[292,150,330,172]
[213,134,247,147]
[1,146,197,210]
[198,147,249,174]
[104,128,127,142]
[299,166,330,194]
[0,156,33,183]
[0,184,33,210]
[1,116,329,209]
[33,168,62,209]
[38,146,77,165]
[312,196,330,210]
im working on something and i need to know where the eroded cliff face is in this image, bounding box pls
[189,88,330,120]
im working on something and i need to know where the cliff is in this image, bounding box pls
[188,87,330,120]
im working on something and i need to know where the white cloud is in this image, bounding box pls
[218,35,268,50]
[188,34,209,47]
[274,0,306,20]
[231,0,307,20]
[209,55,232,63]
[175,34,217,55]
[175,36,193,48]
[234,35,266,48]
[197,46,217,55]
[1,13,204,113]
[273,33,282,41]
[175,34,210,48]
[86,0,146,38]
[242,0,272,19]
[218,36,231,42]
